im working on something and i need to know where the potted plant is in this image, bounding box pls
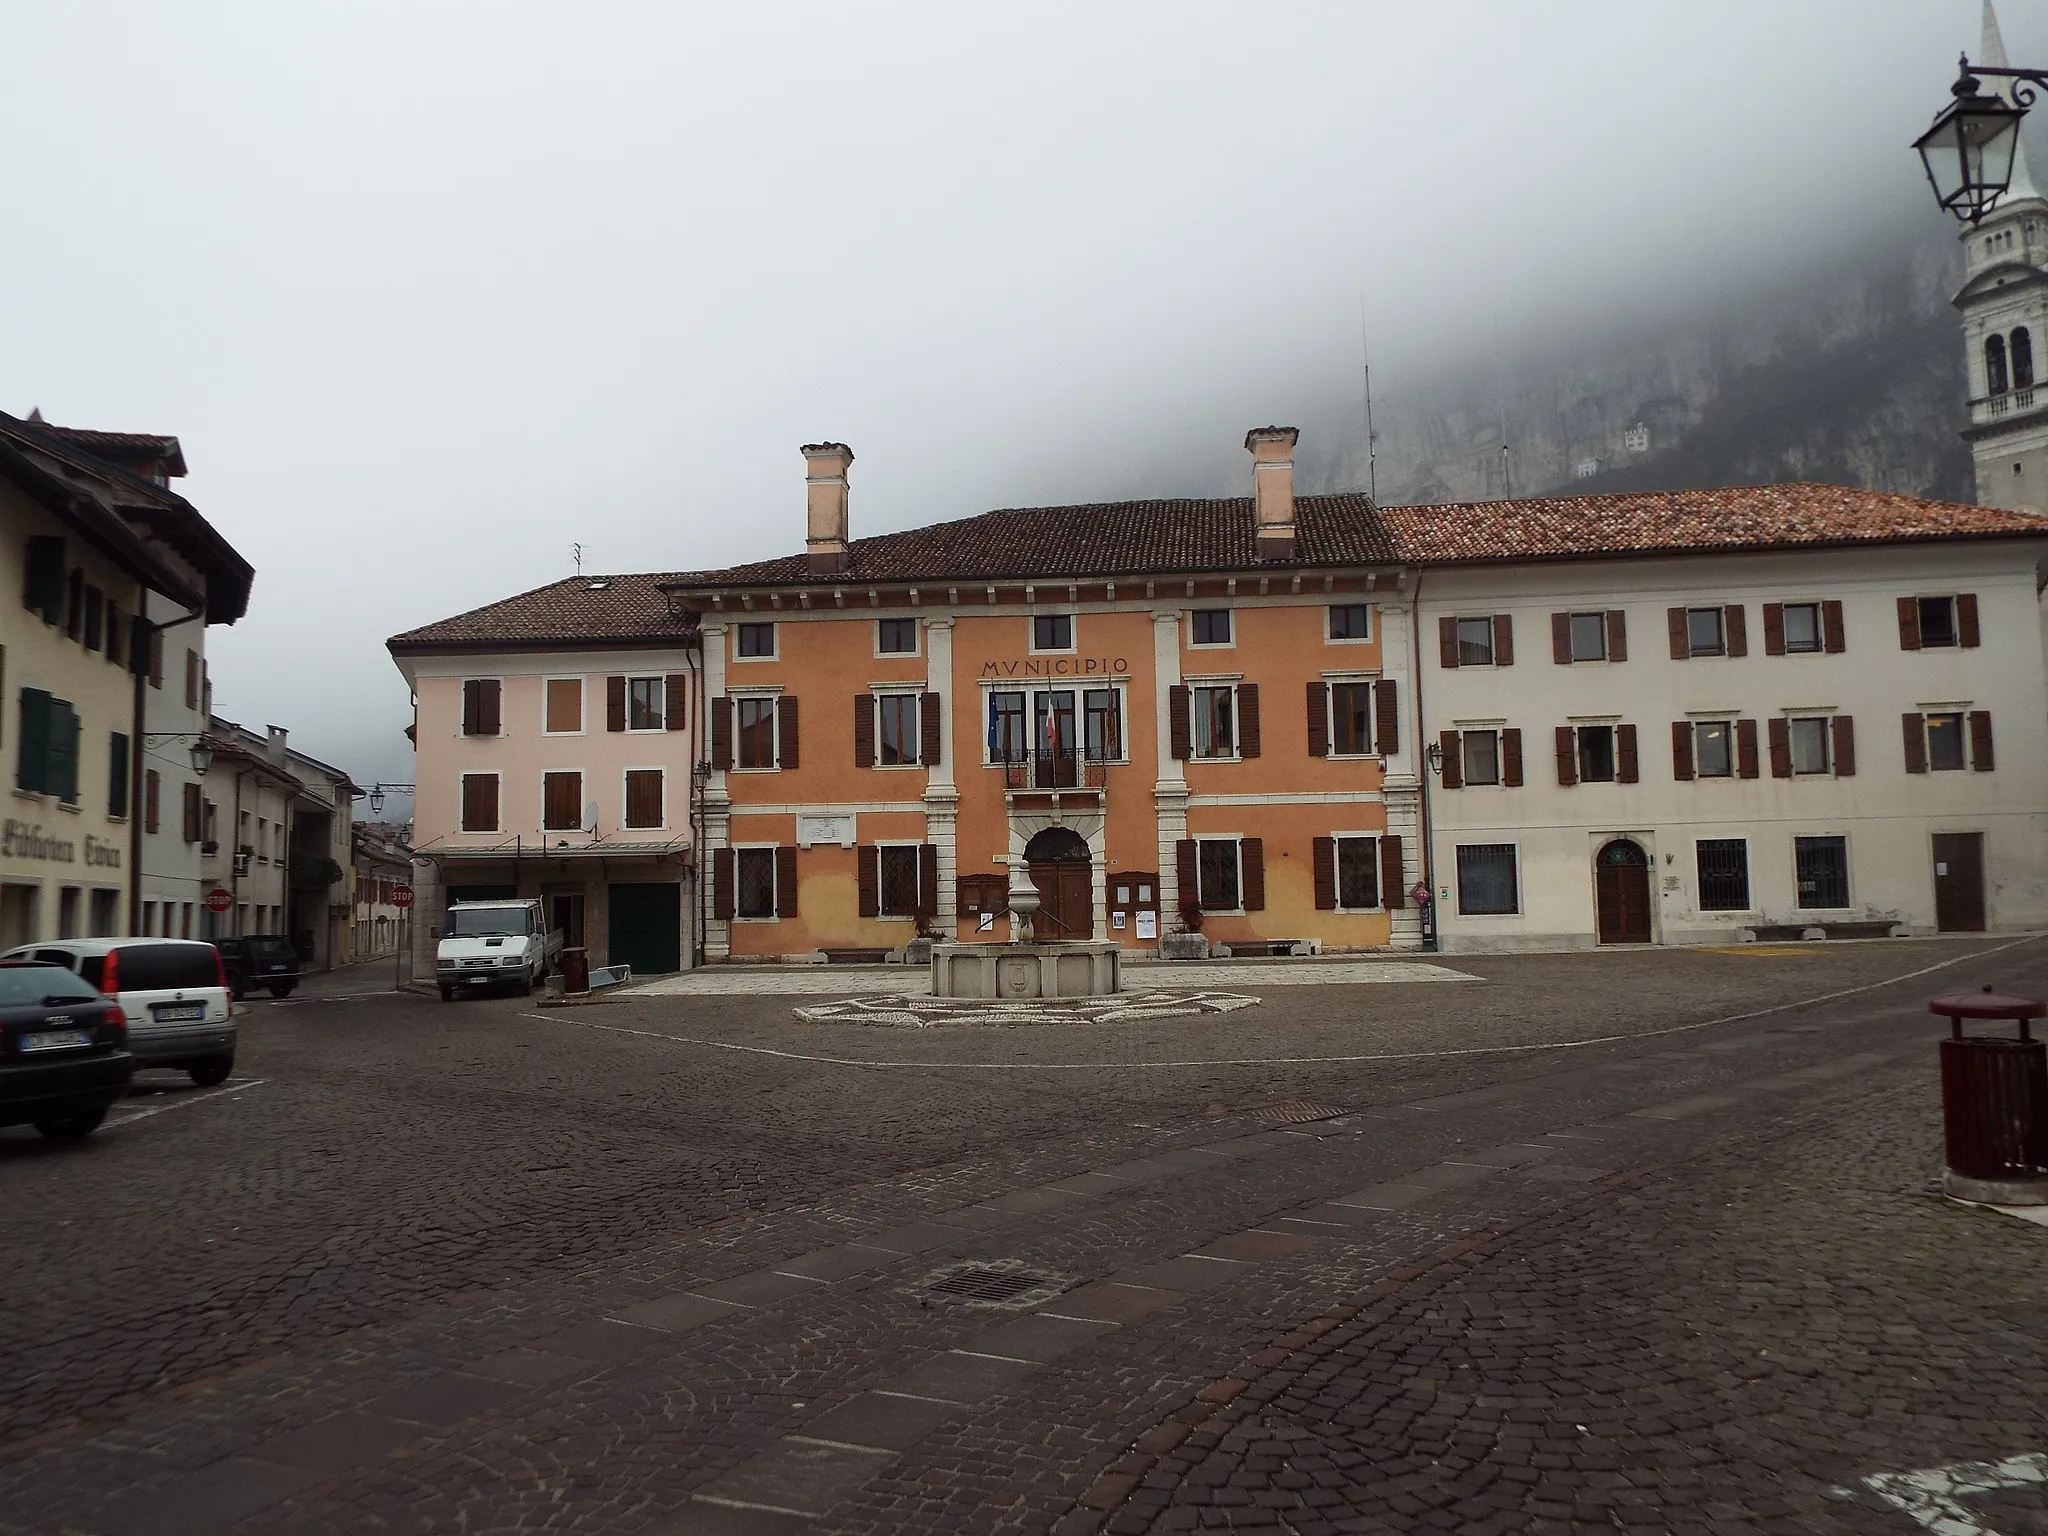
[1160,898,1210,960]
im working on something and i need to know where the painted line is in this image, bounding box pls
[1845,1449,2048,1533]
[107,1079,265,1124]
[516,933,2044,1073]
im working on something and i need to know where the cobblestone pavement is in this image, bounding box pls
[0,937,2043,1535]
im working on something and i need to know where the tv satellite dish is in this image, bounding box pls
[582,801,599,834]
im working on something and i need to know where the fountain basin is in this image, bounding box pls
[930,941,1121,999]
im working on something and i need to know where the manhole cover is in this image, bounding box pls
[1249,1100,1343,1124]
[919,1260,1065,1309]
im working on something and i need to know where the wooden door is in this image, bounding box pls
[1029,860,1094,939]
[1932,833,1987,932]
[1594,840,1652,944]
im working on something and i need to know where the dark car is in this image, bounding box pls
[0,962,133,1141]
[216,935,301,1000]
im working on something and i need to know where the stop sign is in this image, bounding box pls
[203,888,234,914]
[392,885,415,909]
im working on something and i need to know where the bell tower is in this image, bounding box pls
[1957,1,2048,510]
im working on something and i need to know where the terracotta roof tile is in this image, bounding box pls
[388,572,697,652]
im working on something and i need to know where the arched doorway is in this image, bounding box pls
[1594,839,1652,945]
[1023,827,1093,939]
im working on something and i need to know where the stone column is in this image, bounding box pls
[923,616,959,929]
[1151,609,1188,934]
[408,855,443,986]
[1377,585,1423,950]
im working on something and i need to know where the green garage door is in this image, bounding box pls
[608,882,682,976]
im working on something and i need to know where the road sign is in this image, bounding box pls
[203,888,234,914]
[392,885,415,909]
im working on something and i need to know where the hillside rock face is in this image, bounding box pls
[1309,230,1974,508]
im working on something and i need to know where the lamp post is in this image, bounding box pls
[366,783,414,817]
[1916,56,2032,224]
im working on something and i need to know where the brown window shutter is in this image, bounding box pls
[461,681,479,735]
[1240,837,1265,910]
[1831,715,1856,777]
[1736,718,1760,779]
[920,692,943,767]
[1667,607,1689,659]
[776,846,798,918]
[777,696,799,769]
[1607,610,1627,662]
[1438,729,1463,789]
[1821,599,1846,653]
[481,679,501,736]
[1671,721,1694,781]
[1616,723,1638,783]
[1958,592,1981,647]
[1762,603,1785,656]
[1312,836,1336,910]
[1502,727,1523,787]
[479,774,500,829]
[857,845,879,917]
[1896,596,1921,650]
[1175,839,1197,904]
[665,675,689,731]
[1554,725,1578,787]
[1168,685,1190,760]
[1550,612,1572,664]
[1438,615,1460,669]
[1380,835,1405,908]
[713,848,734,921]
[145,769,160,833]
[606,675,627,732]
[183,782,202,843]
[1492,614,1514,666]
[1237,683,1261,758]
[1902,712,1927,774]
[1767,717,1792,778]
[918,843,939,917]
[1969,710,1995,770]
[853,694,875,766]
[1724,605,1747,657]
[1374,677,1398,756]
[711,697,732,770]
[185,651,199,709]
[1305,681,1328,756]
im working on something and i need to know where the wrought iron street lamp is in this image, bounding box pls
[1917,57,2029,224]
[366,782,414,816]
[143,732,213,776]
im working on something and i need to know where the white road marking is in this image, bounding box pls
[107,1079,265,1125]
[1846,1449,2048,1534]
[636,960,1477,997]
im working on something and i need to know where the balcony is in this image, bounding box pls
[1000,751,1108,805]
[1969,385,2043,426]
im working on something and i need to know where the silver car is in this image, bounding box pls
[0,939,235,1087]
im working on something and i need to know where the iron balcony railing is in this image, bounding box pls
[1970,385,2040,424]
[999,751,1109,793]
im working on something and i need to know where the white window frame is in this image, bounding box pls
[1029,612,1076,655]
[733,622,778,662]
[621,766,666,831]
[1453,616,1496,666]
[1189,679,1242,762]
[1194,835,1245,914]
[542,675,586,736]
[732,843,780,922]
[874,616,921,658]
[458,771,501,834]
[1786,714,1834,776]
[731,692,782,772]
[539,768,584,833]
[1327,603,1372,644]
[874,689,923,769]
[1331,832,1384,913]
[875,840,924,920]
[1323,678,1376,758]
[1459,727,1503,786]
[1692,717,1737,779]
[625,676,667,733]
[1188,608,1234,649]
[1780,601,1824,655]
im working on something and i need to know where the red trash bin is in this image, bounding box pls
[559,946,591,995]
[1932,985,2048,1203]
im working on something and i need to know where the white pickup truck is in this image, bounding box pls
[435,899,565,1000]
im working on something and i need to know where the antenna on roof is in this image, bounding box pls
[1359,296,1378,505]
[571,542,584,577]
[1493,314,1512,501]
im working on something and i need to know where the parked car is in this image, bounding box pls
[0,939,235,1087]
[216,934,301,1000]
[0,961,133,1140]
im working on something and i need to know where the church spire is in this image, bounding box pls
[1981,0,2042,207]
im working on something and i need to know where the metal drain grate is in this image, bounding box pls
[1249,1100,1343,1124]
[919,1261,1064,1308]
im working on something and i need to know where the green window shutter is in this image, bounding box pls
[108,731,130,817]
[50,702,80,803]
[17,688,50,793]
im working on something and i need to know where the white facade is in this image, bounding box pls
[136,595,212,939]
[1418,540,2048,951]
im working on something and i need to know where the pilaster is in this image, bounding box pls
[1151,608,1188,921]
[700,622,731,959]
[923,617,959,927]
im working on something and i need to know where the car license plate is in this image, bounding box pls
[152,1003,206,1022]
[268,964,290,973]
[21,1029,91,1052]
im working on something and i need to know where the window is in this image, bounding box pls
[736,697,779,768]
[1577,725,1616,783]
[107,732,129,818]
[988,691,1026,762]
[1032,613,1073,652]
[1456,844,1519,915]
[83,587,102,652]
[735,847,777,918]
[1192,684,1236,759]
[461,678,502,736]
[2016,326,2036,389]
[627,677,665,731]
[17,688,80,801]
[66,569,83,639]
[460,773,500,832]
[877,693,920,766]
[23,536,65,624]
[1987,332,2010,394]
[1925,711,1966,771]
[1789,717,1831,775]
[1462,729,1500,786]
[1918,597,1958,648]
[877,617,917,654]
[1328,604,1370,640]
[1686,608,1725,656]
[1084,688,1121,761]
[1796,836,1850,908]
[1334,835,1380,910]
[1782,602,1821,653]
[879,845,922,916]
[1456,617,1495,666]
[1696,839,1751,911]
[1330,683,1373,756]
[624,769,663,829]
[1191,609,1232,646]
[1695,720,1734,778]
[182,782,202,843]
[1196,839,1240,911]
[544,678,583,733]
[1569,612,1607,661]
[736,622,776,658]
[542,771,582,831]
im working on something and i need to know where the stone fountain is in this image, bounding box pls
[929,868,1122,999]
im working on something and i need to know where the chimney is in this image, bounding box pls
[802,441,853,574]
[1246,426,1300,560]
[265,725,288,766]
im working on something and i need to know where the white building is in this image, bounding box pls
[200,719,302,941]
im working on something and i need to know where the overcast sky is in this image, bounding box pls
[1,2,2027,813]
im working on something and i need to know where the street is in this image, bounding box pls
[2,939,2044,1536]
